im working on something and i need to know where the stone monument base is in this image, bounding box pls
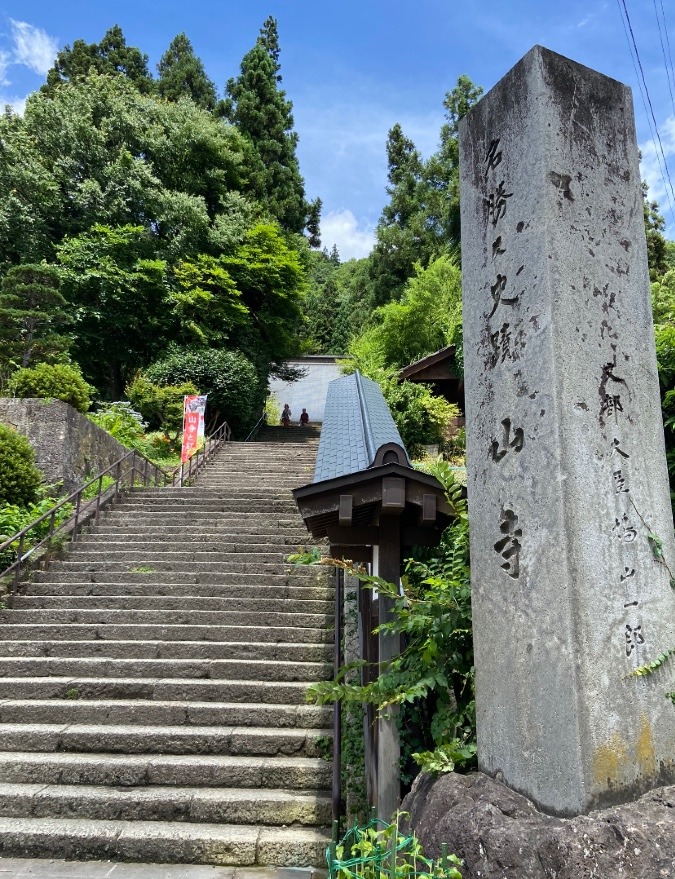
[402,771,675,879]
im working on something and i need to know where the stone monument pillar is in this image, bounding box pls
[459,45,675,816]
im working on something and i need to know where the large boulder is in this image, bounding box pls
[402,770,675,878]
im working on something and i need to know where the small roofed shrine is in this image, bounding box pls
[292,371,456,821]
[399,344,465,414]
[292,371,454,562]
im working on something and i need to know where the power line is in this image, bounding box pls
[616,0,675,225]
[654,0,675,119]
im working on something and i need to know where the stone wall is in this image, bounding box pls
[0,398,128,496]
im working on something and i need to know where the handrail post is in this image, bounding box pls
[13,533,24,595]
[73,492,82,543]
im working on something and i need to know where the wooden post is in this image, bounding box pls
[376,513,401,821]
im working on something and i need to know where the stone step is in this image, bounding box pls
[0,723,331,758]
[0,782,331,826]
[30,572,327,587]
[0,640,331,662]
[22,583,332,600]
[89,523,310,536]
[0,625,331,645]
[78,533,311,546]
[62,550,294,564]
[0,816,330,866]
[0,609,330,629]
[0,700,329,729]
[11,596,331,615]
[0,656,330,683]
[0,752,331,791]
[0,677,315,704]
[109,502,299,513]
[40,562,313,576]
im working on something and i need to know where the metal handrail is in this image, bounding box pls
[243,410,266,443]
[0,421,232,592]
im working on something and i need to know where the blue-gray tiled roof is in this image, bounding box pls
[313,371,410,483]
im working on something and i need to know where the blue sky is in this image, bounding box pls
[1,0,674,257]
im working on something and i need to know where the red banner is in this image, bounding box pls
[181,394,207,463]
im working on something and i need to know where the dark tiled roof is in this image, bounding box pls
[313,372,410,483]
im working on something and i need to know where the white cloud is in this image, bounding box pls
[321,209,375,261]
[10,19,58,76]
[0,50,10,87]
[0,93,26,114]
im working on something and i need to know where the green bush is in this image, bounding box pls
[0,425,43,507]
[145,348,261,438]
[125,373,198,434]
[8,363,94,413]
[88,402,147,449]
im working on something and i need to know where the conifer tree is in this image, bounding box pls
[0,264,72,369]
[222,18,314,236]
[157,33,217,111]
[44,25,153,94]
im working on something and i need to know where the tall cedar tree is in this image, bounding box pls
[157,33,218,111]
[43,25,153,95]
[222,18,319,240]
[0,264,72,368]
[369,76,483,305]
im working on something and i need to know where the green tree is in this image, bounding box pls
[0,264,72,369]
[157,33,217,111]
[223,18,313,236]
[56,224,168,398]
[44,25,154,95]
[369,76,482,305]
[644,184,669,281]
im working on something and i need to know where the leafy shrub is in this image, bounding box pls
[0,425,43,507]
[8,363,94,413]
[125,373,198,433]
[145,348,261,438]
[88,402,146,449]
[380,376,459,458]
[0,495,73,572]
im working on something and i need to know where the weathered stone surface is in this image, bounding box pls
[459,45,675,816]
[0,398,126,494]
[403,771,675,879]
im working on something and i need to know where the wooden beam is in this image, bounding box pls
[421,493,436,524]
[338,495,353,527]
[327,525,379,545]
[329,545,373,564]
[381,476,405,513]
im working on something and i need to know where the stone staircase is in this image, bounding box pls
[0,427,333,866]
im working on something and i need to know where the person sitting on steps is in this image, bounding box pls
[299,408,309,427]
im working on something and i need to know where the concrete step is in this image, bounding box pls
[22,584,332,601]
[0,723,331,757]
[61,551,295,564]
[0,624,331,645]
[0,782,331,826]
[29,572,328,587]
[0,609,331,628]
[0,640,331,662]
[0,752,331,790]
[109,502,299,513]
[0,656,331,683]
[0,700,330,729]
[78,533,312,546]
[0,677,316,704]
[0,816,330,866]
[11,596,330,614]
[88,523,310,536]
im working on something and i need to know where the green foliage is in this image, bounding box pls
[0,264,72,369]
[8,363,94,413]
[644,184,669,282]
[223,18,313,237]
[0,426,43,507]
[369,76,482,306]
[44,25,154,95]
[126,374,198,433]
[157,33,217,111]
[0,495,73,572]
[88,402,147,448]
[628,647,675,679]
[330,814,462,879]
[307,462,475,779]
[145,347,261,438]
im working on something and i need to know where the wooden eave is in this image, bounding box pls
[292,462,453,547]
